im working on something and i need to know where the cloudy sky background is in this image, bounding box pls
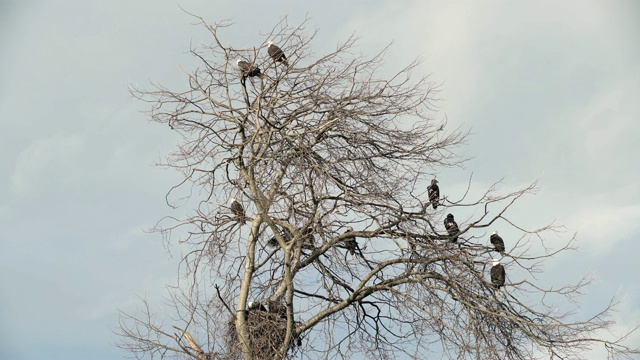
[1,1,638,359]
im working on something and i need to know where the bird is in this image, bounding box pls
[267,227,292,247]
[268,224,315,250]
[444,213,459,243]
[490,231,505,253]
[267,41,289,66]
[267,236,278,247]
[343,226,358,255]
[489,259,506,294]
[229,198,246,224]
[427,179,440,209]
[236,59,262,79]
[248,301,267,312]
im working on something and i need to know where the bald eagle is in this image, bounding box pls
[343,226,358,255]
[444,213,459,243]
[236,59,262,79]
[248,301,267,312]
[267,41,289,66]
[489,259,505,294]
[490,231,505,253]
[230,198,246,224]
[427,179,440,209]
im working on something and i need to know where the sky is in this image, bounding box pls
[1,1,639,359]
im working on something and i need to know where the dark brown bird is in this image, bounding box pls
[269,224,315,250]
[343,226,358,255]
[489,259,506,294]
[236,59,262,79]
[229,198,246,224]
[490,231,505,253]
[427,179,440,209]
[268,227,292,248]
[267,41,289,66]
[444,213,459,243]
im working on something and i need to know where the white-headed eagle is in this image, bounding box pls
[489,259,505,294]
[490,231,505,253]
[230,198,246,224]
[248,301,267,312]
[267,41,289,66]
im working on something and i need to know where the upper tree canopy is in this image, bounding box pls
[119,17,638,360]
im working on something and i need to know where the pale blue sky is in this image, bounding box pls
[1,1,639,359]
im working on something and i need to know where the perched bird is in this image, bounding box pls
[343,226,358,255]
[236,59,262,79]
[229,198,246,224]
[444,213,459,243]
[267,227,292,247]
[489,259,506,294]
[490,231,505,253]
[267,236,278,248]
[268,226,314,249]
[267,41,289,66]
[248,301,267,312]
[427,179,440,209]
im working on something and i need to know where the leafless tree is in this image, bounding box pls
[117,16,639,360]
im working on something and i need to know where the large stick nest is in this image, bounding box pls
[224,309,302,359]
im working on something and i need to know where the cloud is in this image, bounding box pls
[2,2,639,359]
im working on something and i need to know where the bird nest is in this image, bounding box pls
[224,310,302,359]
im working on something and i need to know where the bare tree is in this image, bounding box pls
[118,16,639,360]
